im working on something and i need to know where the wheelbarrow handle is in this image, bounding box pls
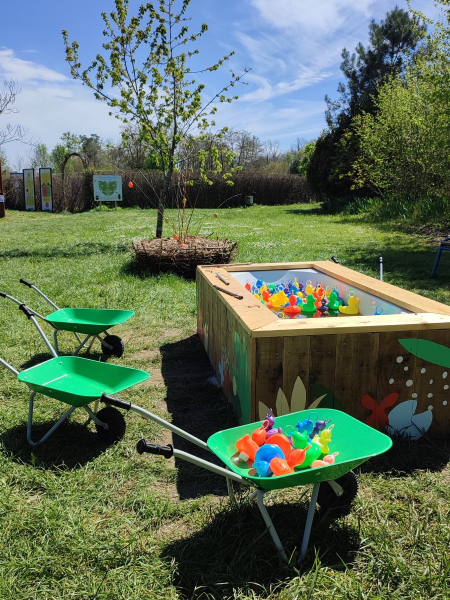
[20,278,33,288]
[137,439,174,458]
[18,304,35,319]
[101,393,131,411]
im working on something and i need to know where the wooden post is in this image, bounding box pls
[0,159,5,218]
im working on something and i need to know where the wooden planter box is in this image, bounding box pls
[196,261,450,440]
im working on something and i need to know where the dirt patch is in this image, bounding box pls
[131,349,160,361]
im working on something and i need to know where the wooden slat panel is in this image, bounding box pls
[281,335,311,411]
[334,333,380,423]
[254,337,284,417]
[309,334,337,405]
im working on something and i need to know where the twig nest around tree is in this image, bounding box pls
[132,236,238,278]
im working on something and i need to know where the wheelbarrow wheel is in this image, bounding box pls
[95,406,126,443]
[317,471,359,517]
[101,335,125,358]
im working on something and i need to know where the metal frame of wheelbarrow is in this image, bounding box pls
[0,303,150,446]
[0,278,133,358]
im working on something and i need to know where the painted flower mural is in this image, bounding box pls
[258,375,326,421]
[361,393,398,431]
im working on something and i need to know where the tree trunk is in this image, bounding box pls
[155,169,173,239]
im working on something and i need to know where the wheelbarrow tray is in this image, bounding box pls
[45,308,135,335]
[208,409,392,491]
[18,356,149,407]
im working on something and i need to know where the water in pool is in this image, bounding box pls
[230,268,410,319]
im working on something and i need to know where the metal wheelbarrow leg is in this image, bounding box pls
[135,433,325,564]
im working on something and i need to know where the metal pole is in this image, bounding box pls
[0,159,5,218]
[379,255,384,281]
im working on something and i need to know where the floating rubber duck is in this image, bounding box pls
[317,298,329,313]
[302,294,317,315]
[305,280,314,295]
[270,291,289,309]
[327,290,342,311]
[339,292,360,315]
[284,304,301,316]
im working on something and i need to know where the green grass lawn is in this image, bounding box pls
[1,205,449,600]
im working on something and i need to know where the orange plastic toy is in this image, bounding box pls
[287,444,312,468]
[252,419,269,446]
[270,457,294,476]
[265,433,291,459]
[235,434,259,462]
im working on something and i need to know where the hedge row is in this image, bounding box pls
[3,170,316,212]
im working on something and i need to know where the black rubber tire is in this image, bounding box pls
[95,406,126,443]
[101,334,125,358]
[317,471,359,517]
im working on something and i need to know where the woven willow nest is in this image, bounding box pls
[132,236,238,277]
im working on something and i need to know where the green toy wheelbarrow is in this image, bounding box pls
[136,408,393,563]
[0,349,150,446]
[0,278,134,358]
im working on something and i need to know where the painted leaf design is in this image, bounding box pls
[290,376,307,412]
[309,394,326,409]
[398,338,450,368]
[259,401,269,420]
[98,180,118,196]
[276,388,289,416]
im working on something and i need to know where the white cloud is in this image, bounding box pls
[250,0,376,33]
[0,49,67,82]
[0,49,122,163]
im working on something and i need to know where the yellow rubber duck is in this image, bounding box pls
[305,280,314,295]
[270,291,288,309]
[339,292,360,315]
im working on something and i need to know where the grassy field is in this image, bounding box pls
[1,205,449,600]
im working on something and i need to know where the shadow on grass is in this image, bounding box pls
[160,334,237,499]
[284,205,325,217]
[2,241,129,259]
[359,436,450,477]
[0,419,112,469]
[121,257,198,281]
[161,497,360,599]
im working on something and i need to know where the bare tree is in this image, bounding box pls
[0,79,27,146]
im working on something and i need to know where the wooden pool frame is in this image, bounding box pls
[197,261,450,439]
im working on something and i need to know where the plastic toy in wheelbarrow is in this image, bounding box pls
[233,409,337,477]
[0,278,134,358]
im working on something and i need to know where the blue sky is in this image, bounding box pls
[0,0,440,167]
